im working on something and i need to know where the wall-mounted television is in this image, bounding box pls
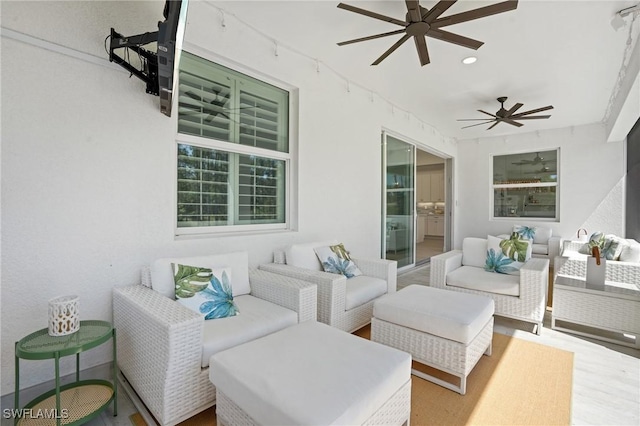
[108,0,188,117]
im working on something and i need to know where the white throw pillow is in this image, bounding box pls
[285,240,338,271]
[462,237,488,268]
[151,252,251,299]
[619,240,640,263]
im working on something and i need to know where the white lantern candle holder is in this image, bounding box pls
[48,295,79,336]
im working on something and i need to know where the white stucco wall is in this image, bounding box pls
[455,123,626,248]
[0,1,456,395]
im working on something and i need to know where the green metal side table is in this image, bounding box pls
[14,320,118,425]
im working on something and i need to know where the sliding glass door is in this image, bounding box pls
[382,133,415,268]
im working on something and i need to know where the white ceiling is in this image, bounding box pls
[213,0,640,140]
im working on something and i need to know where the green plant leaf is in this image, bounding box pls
[174,264,212,298]
[500,235,529,262]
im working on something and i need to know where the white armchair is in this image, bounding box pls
[430,237,549,334]
[260,241,397,333]
[113,251,317,426]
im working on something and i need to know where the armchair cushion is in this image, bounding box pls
[447,266,520,297]
[173,265,239,320]
[151,252,251,299]
[285,240,338,271]
[620,240,640,262]
[345,275,388,310]
[200,294,298,367]
[462,237,487,268]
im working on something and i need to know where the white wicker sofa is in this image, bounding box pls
[112,251,317,426]
[259,241,397,333]
[430,237,549,335]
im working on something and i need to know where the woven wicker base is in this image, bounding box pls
[17,384,113,426]
[372,317,493,395]
[216,380,411,426]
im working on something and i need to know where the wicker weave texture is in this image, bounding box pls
[260,258,396,333]
[555,256,640,286]
[371,317,493,377]
[430,251,548,331]
[113,285,212,426]
[113,269,318,425]
[554,287,640,334]
[216,381,411,426]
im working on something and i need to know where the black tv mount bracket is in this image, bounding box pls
[109,28,160,97]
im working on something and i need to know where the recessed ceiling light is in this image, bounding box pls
[462,56,477,65]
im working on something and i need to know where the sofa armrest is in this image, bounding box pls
[519,258,549,303]
[430,250,463,289]
[112,285,203,420]
[351,257,398,293]
[548,236,563,262]
[259,263,347,324]
[249,268,317,323]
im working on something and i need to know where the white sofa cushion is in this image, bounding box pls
[531,243,548,255]
[462,237,488,268]
[533,227,553,245]
[209,321,411,425]
[201,294,297,367]
[619,240,640,262]
[151,252,251,299]
[285,240,338,271]
[373,285,494,344]
[446,265,520,297]
[345,275,388,310]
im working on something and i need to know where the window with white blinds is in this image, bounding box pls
[176,52,289,233]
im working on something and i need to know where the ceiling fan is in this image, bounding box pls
[458,97,554,130]
[512,152,546,166]
[525,165,556,174]
[336,0,519,66]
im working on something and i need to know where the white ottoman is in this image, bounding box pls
[209,321,412,425]
[372,285,494,395]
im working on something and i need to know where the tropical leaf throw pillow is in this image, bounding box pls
[513,225,536,241]
[485,234,531,275]
[173,264,239,320]
[314,244,363,279]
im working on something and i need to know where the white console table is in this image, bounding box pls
[552,274,640,348]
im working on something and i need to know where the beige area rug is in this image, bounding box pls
[131,326,573,426]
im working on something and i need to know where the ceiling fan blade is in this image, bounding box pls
[423,1,457,23]
[478,110,497,118]
[505,102,523,116]
[337,3,407,27]
[427,28,483,50]
[431,0,518,29]
[461,120,495,129]
[457,118,497,121]
[372,34,412,65]
[487,121,501,130]
[511,115,552,120]
[414,35,430,65]
[405,0,422,22]
[511,105,554,117]
[337,29,407,46]
[503,118,524,127]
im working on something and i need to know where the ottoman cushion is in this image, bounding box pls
[209,321,411,425]
[373,285,494,344]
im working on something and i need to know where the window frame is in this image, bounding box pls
[491,149,560,222]
[173,47,296,237]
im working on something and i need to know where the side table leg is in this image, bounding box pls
[55,353,61,426]
[14,342,19,426]
[113,328,118,416]
[76,353,80,382]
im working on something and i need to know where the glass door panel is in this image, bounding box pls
[382,133,415,268]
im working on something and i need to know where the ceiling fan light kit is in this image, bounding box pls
[336,0,519,66]
[458,97,554,130]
